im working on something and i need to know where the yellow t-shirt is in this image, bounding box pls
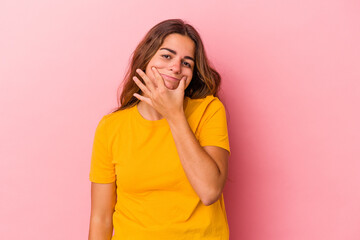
[89,95,231,239]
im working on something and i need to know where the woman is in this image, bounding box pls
[89,19,231,239]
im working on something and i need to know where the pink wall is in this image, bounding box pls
[1,0,359,239]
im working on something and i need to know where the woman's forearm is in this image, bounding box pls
[167,112,225,206]
[88,216,113,240]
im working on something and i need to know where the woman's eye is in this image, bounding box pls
[183,61,191,67]
[161,54,171,59]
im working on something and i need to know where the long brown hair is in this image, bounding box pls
[113,19,221,112]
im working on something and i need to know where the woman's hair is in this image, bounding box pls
[113,19,221,112]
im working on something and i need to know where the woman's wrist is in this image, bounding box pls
[166,110,187,127]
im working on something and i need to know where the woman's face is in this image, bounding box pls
[145,33,195,90]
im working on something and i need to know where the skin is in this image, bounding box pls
[88,182,116,240]
[89,33,229,239]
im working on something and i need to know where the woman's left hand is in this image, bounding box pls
[132,67,187,120]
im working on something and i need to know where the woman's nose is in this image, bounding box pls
[170,60,181,73]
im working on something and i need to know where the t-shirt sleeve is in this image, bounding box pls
[89,116,116,183]
[197,99,231,154]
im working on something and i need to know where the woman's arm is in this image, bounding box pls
[88,182,116,240]
[167,113,229,206]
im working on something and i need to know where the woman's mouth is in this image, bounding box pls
[160,74,180,82]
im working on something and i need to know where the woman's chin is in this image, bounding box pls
[164,82,179,90]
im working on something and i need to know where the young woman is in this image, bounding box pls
[89,19,231,240]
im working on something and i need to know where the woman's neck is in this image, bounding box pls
[137,101,163,121]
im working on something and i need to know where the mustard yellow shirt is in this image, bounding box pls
[90,95,231,239]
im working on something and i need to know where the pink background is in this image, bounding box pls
[1,0,359,239]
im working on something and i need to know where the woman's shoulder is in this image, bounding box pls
[185,95,226,121]
[96,106,134,128]
[186,95,225,112]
